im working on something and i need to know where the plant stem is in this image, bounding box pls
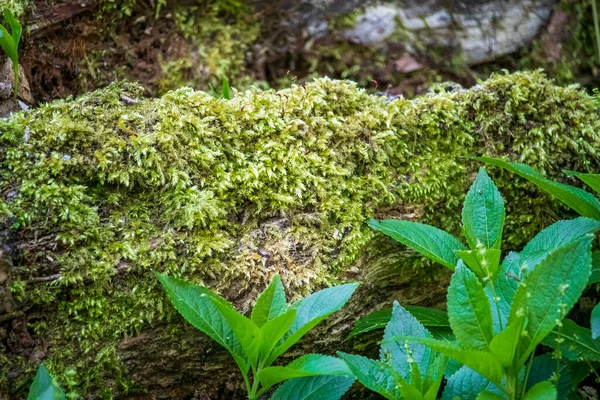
[592,0,600,69]
[247,366,261,400]
[520,350,536,398]
[488,280,504,332]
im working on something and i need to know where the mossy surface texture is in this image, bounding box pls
[1,71,599,397]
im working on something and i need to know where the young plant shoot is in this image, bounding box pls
[0,9,22,97]
[27,363,66,400]
[351,168,600,399]
[156,272,358,399]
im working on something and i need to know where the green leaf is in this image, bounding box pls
[441,366,501,400]
[0,25,17,62]
[154,272,243,358]
[221,76,231,100]
[520,218,600,274]
[268,283,358,364]
[423,355,447,399]
[369,219,466,269]
[447,261,494,350]
[489,315,525,367]
[456,248,502,279]
[590,251,600,284]
[252,274,287,327]
[526,354,571,400]
[543,318,600,362]
[27,363,66,400]
[514,236,593,361]
[347,306,449,339]
[259,308,296,361]
[3,9,21,47]
[523,381,557,400]
[384,336,504,386]
[258,354,352,389]
[462,168,505,250]
[269,375,355,400]
[478,158,600,219]
[380,301,431,379]
[563,170,600,196]
[592,303,600,340]
[337,352,400,400]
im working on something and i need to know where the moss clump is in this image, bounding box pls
[0,0,27,17]
[0,71,599,397]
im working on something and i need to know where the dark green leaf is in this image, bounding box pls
[27,363,66,400]
[592,303,600,340]
[543,319,600,362]
[337,352,400,400]
[523,381,557,400]
[369,219,465,269]
[441,366,501,400]
[476,391,505,399]
[268,283,358,363]
[478,158,600,219]
[269,375,354,400]
[526,353,571,400]
[563,170,600,196]
[380,301,431,379]
[485,251,521,334]
[462,168,505,250]
[259,354,352,389]
[447,262,494,350]
[252,274,287,327]
[590,251,600,284]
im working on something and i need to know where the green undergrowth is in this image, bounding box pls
[0,71,599,397]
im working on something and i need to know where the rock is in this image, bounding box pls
[0,58,33,117]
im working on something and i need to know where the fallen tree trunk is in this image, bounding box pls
[1,71,599,399]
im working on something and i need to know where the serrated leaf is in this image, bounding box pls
[252,274,287,327]
[478,158,600,219]
[258,354,352,389]
[526,353,571,400]
[369,219,466,269]
[523,381,557,400]
[380,301,431,379]
[514,236,593,361]
[462,168,505,251]
[441,366,501,400]
[520,218,600,274]
[269,375,355,400]
[155,272,244,359]
[337,352,400,400]
[592,303,600,340]
[384,337,504,386]
[489,315,524,367]
[447,262,494,350]
[563,170,600,196]
[259,309,296,361]
[27,364,66,400]
[543,318,600,362]
[268,283,358,364]
[347,306,449,339]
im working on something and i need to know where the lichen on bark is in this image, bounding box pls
[0,70,599,398]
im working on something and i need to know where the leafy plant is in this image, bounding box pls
[27,363,66,400]
[358,168,600,398]
[156,272,358,399]
[0,9,22,97]
[338,301,447,400]
[209,76,232,100]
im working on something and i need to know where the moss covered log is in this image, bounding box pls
[0,71,599,398]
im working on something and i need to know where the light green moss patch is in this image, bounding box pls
[0,71,599,397]
[0,0,27,17]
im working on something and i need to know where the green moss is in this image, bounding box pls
[0,0,27,17]
[1,71,599,397]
